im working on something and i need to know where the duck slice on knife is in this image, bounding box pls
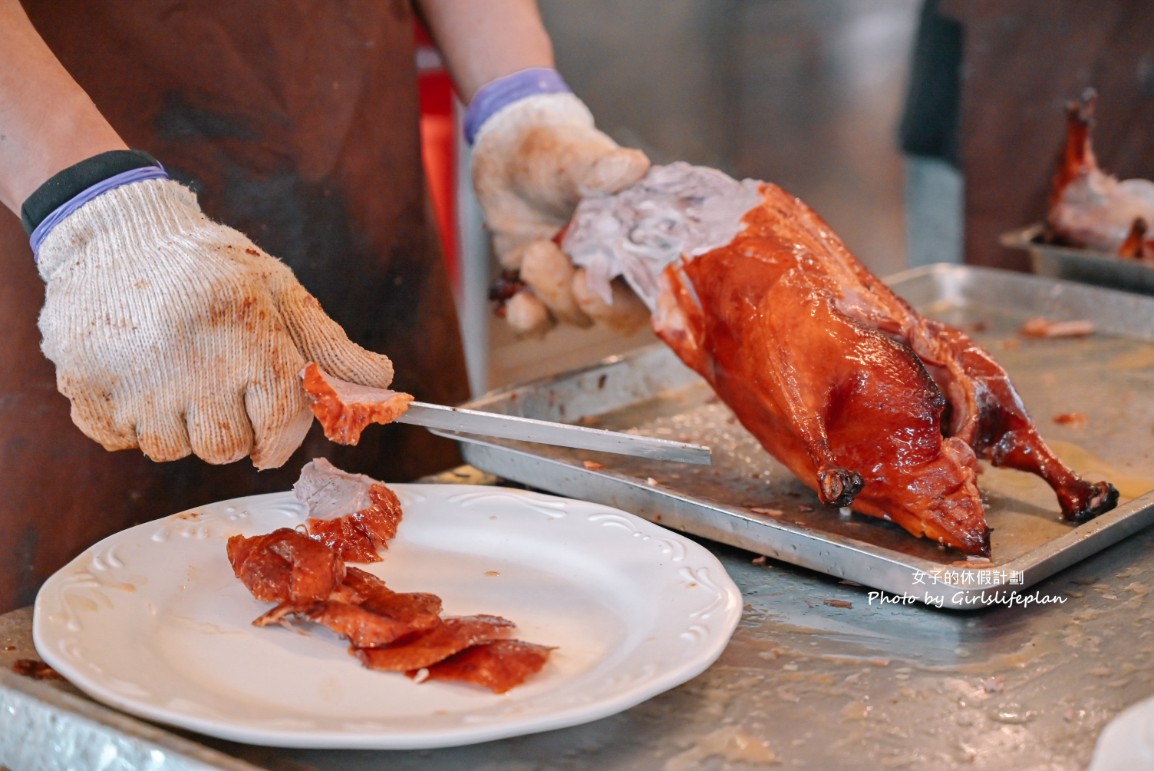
[558,162,1118,556]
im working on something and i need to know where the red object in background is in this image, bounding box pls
[416,24,459,291]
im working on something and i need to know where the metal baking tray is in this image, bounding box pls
[449,265,1154,609]
[1002,223,1154,295]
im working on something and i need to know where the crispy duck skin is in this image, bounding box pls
[294,457,404,563]
[341,566,441,623]
[228,459,552,692]
[354,614,517,672]
[226,528,345,604]
[229,529,547,689]
[414,639,556,694]
[253,568,443,647]
[305,486,403,564]
[655,184,1117,554]
[305,510,390,564]
[300,362,414,446]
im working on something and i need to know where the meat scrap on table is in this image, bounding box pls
[1019,317,1095,339]
[226,460,553,693]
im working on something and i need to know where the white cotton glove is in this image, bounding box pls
[471,86,652,337]
[36,177,395,469]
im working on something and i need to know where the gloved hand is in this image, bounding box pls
[469,70,652,337]
[35,174,394,469]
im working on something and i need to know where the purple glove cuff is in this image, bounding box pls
[30,165,170,261]
[463,68,572,145]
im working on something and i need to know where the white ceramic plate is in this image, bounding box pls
[1088,693,1154,771]
[33,484,742,750]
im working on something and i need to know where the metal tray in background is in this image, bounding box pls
[1002,223,1154,296]
[449,265,1154,609]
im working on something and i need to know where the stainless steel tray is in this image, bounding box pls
[449,265,1154,609]
[1002,223,1154,295]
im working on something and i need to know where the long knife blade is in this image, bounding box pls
[399,401,712,465]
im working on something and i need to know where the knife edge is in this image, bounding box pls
[398,401,712,465]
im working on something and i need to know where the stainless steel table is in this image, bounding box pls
[3,465,1153,770]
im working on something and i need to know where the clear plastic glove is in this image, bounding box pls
[471,88,652,337]
[36,177,395,468]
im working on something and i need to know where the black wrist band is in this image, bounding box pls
[21,149,162,235]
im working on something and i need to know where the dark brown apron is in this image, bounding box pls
[0,1,469,611]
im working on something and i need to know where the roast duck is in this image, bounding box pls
[227,458,553,693]
[1046,88,1154,260]
[544,162,1119,557]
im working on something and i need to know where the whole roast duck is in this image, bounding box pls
[1046,88,1154,260]
[558,163,1118,556]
